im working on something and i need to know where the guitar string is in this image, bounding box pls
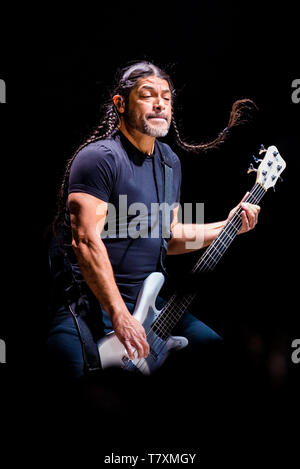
[130,183,266,371]
[131,184,266,371]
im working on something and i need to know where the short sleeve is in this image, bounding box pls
[68,143,116,202]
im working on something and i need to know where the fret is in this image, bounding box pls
[213,237,231,255]
[225,225,237,238]
[220,227,236,243]
[217,236,231,250]
[247,184,263,204]
[210,243,224,258]
[201,249,220,267]
[197,258,214,272]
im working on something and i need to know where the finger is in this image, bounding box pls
[241,192,249,203]
[241,203,256,229]
[240,210,249,232]
[136,325,149,357]
[253,207,259,226]
[139,326,147,340]
[140,337,150,358]
[124,340,135,360]
[134,332,149,358]
[251,206,260,226]
[253,205,261,224]
[132,337,144,359]
[142,338,150,358]
[243,203,260,216]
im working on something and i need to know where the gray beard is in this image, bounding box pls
[142,119,170,137]
[126,112,171,138]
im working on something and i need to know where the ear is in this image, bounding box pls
[113,95,125,114]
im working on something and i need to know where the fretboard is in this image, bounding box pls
[152,183,266,339]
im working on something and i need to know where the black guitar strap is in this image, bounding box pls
[68,300,102,375]
[156,142,174,277]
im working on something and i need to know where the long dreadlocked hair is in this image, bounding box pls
[54,60,258,232]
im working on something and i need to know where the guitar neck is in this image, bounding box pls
[192,182,266,274]
[153,183,267,338]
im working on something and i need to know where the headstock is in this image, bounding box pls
[248,145,286,191]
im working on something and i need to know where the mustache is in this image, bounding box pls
[146,114,169,121]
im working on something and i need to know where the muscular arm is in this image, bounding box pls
[68,192,149,359]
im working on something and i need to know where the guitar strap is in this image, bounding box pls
[68,299,102,375]
[48,233,103,375]
[155,142,174,278]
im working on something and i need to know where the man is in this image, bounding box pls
[47,61,260,379]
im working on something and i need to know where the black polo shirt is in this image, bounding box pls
[68,131,182,303]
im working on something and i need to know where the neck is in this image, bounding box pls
[119,121,155,155]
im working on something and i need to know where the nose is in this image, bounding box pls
[153,96,165,111]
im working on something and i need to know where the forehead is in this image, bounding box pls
[135,75,171,92]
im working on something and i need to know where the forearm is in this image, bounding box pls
[167,220,226,255]
[72,236,127,318]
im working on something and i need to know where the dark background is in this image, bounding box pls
[1,2,299,465]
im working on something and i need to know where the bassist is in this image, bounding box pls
[47,61,260,379]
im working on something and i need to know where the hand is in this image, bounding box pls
[227,193,261,234]
[111,310,150,360]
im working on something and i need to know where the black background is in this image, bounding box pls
[1,2,299,466]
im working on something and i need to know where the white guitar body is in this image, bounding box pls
[97,272,188,375]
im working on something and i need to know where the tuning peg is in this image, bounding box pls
[252,155,262,163]
[247,163,257,174]
[272,176,283,191]
[259,144,267,155]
